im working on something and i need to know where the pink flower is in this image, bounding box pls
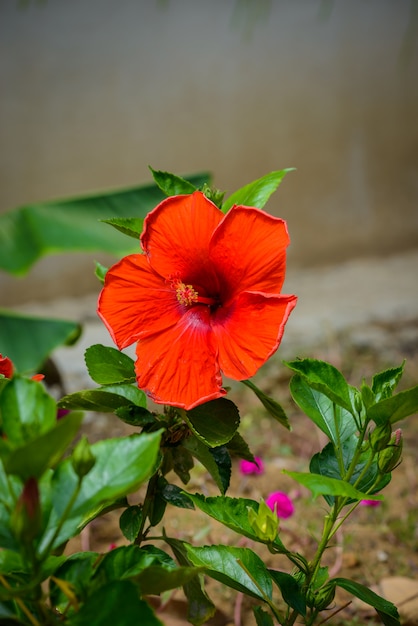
[239,457,264,475]
[360,499,381,507]
[265,491,294,519]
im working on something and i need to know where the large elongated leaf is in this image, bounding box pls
[186,544,273,601]
[333,578,400,626]
[0,310,81,373]
[0,173,210,276]
[367,386,418,425]
[284,470,383,502]
[222,170,293,213]
[289,375,357,446]
[85,345,136,385]
[39,431,162,551]
[286,359,355,414]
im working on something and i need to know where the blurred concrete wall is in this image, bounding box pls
[1,0,417,304]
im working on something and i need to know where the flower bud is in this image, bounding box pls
[310,583,336,611]
[248,499,279,543]
[0,354,14,379]
[369,423,392,452]
[378,429,403,473]
[71,436,96,478]
[11,477,41,543]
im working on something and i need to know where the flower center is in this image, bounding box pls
[173,280,217,307]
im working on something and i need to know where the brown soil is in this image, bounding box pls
[66,320,418,626]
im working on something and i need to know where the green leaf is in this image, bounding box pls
[0,550,26,575]
[135,565,203,595]
[39,430,162,551]
[333,578,400,626]
[0,309,81,374]
[222,169,294,213]
[3,411,83,480]
[289,375,357,446]
[310,437,390,506]
[85,345,136,385]
[115,405,156,427]
[225,431,256,464]
[268,569,306,616]
[0,173,210,276]
[367,386,418,425]
[253,606,275,626]
[149,166,198,196]
[0,377,57,446]
[185,494,287,551]
[162,537,216,626]
[286,359,355,414]
[119,506,143,542]
[183,436,230,494]
[186,544,273,601]
[159,481,195,509]
[69,580,164,626]
[284,470,384,502]
[101,217,144,239]
[242,379,290,429]
[185,398,240,447]
[58,384,146,412]
[372,362,405,401]
[50,552,98,611]
[92,545,158,588]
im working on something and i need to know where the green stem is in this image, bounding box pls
[135,471,159,545]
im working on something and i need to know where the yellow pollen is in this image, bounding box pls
[176,281,199,306]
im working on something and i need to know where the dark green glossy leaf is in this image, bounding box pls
[225,431,256,464]
[268,569,306,616]
[286,359,355,414]
[367,386,418,425]
[0,173,209,276]
[149,166,198,196]
[101,217,144,239]
[333,578,400,625]
[284,470,383,502]
[68,580,164,626]
[186,544,273,601]
[85,345,135,385]
[183,436,229,494]
[92,545,157,589]
[289,375,357,446]
[185,494,287,551]
[372,362,405,401]
[119,506,143,542]
[115,405,156,426]
[169,445,194,484]
[136,565,203,595]
[185,398,240,447]
[242,380,290,429]
[159,481,195,509]
[4,411,83,480]
[39,430,162,551]
[0,376,56,446]
[222,169,294,213]
[0,310,82,374]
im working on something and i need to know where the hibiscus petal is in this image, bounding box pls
[210,206,290,299]
[213,292,297,380]
[141,191,222,293]
[97,254,181,350]
[134,307,225,410]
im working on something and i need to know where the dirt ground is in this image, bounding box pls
[62,316,418,626]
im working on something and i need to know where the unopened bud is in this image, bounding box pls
[378,429,403,473]
[312,583,336,611]
[71,436,96,478]
[0,354,13,379]
[369,423,392,452]
[248,500,279,543]
[11,477,41,543]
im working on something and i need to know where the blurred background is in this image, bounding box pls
[1,0,417,304]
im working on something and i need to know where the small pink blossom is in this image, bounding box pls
[239,457,264,475]
[265,491,294,519]
[360,499,381,507]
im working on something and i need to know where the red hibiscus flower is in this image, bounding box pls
[98,191,297,410]
[0,354,14,379]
